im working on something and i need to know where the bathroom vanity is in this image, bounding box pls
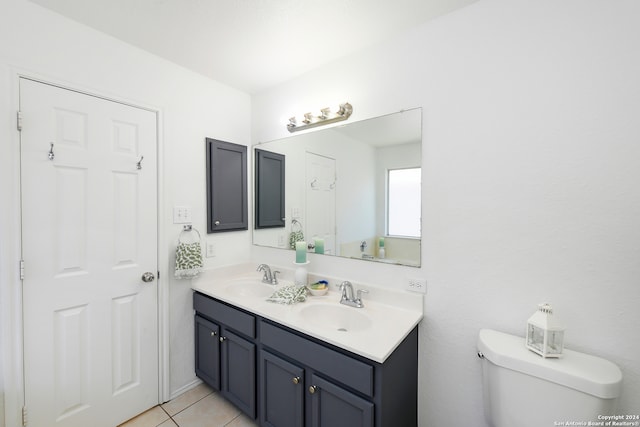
[192,265,423,427]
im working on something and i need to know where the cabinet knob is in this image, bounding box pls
[292,376,300,385]
[214,220,220,226]
[219,336,226,342]
[210,331,217,337]
[308,385,317,394]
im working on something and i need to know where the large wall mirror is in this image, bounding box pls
[253,108,422,267]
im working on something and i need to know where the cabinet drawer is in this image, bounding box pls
[260,321,373,397]
[194,292,255,338]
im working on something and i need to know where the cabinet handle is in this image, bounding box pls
[308,385,317,394]
[210,331,217,337]
[292,376,300,385]
[219,336,226,342]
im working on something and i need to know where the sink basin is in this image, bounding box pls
[225,280,276,298]
[299,304,372,332]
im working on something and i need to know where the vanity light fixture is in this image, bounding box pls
[287,102,353,133]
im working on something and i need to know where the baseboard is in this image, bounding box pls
[168,378,203,402]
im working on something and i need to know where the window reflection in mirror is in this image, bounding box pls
[253,108,422,267]
[388,167,421,238]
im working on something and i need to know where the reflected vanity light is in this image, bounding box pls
[287,102,353,133]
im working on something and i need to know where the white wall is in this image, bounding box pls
[0,0,251,425]
[251,0,640,425]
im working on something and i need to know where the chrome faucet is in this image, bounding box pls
[257,264,280,285]
[339,281,368,308]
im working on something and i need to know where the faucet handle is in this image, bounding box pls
[354,289,369,308]
[356,289,369,300]
[272,270,281,284]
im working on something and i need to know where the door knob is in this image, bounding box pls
[141,272,155,282]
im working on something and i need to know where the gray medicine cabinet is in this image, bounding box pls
[206,138,248,233]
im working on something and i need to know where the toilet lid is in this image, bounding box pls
[477,329,622,399]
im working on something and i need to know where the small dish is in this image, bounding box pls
[309,287,328,296]
[308,281,329,296]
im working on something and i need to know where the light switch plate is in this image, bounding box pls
[173,206,192,224]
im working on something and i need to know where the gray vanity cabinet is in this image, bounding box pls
[309,374,374,427]
[220,328,256,417]
[260,320,376,427]
[194,291,418,427]
[259,349,373,427]
[194,315,220,389]
[259,350,304,427]
[194,293,257,419]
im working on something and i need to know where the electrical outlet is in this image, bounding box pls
[278,234,286,247]
[206,241,216,258]
[406,277,427,294]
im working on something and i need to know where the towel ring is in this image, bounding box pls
[291,219,303,232]
[179,224,201,243]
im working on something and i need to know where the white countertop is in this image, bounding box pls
[191,263,424,363]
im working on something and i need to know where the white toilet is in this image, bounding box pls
[477,329,622,427]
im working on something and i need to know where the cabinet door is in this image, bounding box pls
[309,374,374,427]
[255,148,285,229]
[206,138,248,233]
[195,315,220,390]
[259,350,304,427]
[220,328,256,418]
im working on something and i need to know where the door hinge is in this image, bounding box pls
[20,260,25,280]
[17,111,23,131]
[22,406,28,427]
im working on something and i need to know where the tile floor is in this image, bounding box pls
[119,383,258,427]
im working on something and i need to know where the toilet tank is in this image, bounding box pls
[477,329,622,427]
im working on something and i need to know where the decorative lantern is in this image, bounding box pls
[526,303,565,358]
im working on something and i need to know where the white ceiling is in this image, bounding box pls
[28,0,477,94]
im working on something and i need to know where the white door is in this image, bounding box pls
[20,78,159,427]
[305,152,336,255]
